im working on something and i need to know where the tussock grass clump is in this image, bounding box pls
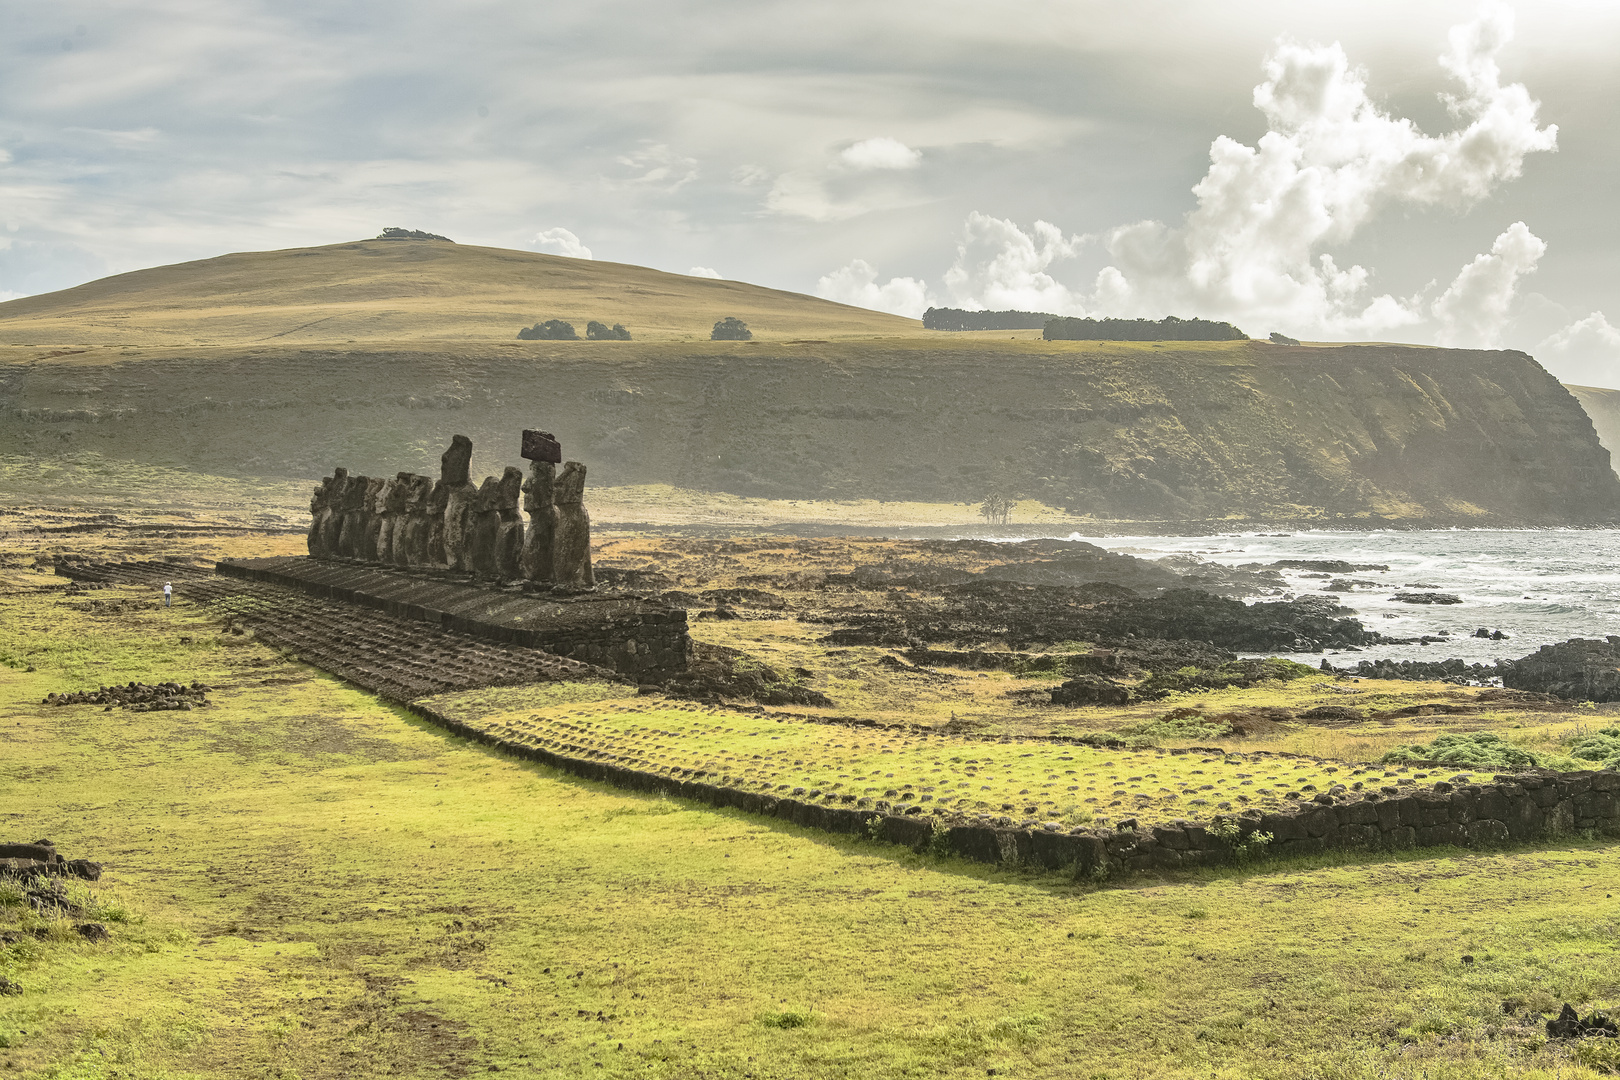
[1121,711,1233,741]
[1380,732,1541,770]
[1136,658,1318,697]
[1567,727,1620,770]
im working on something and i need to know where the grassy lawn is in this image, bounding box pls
[434,691,1384,830]
[5,563,1620,1078]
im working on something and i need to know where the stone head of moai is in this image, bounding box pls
[395,474,423,511]
[320,468,348,507]
[342,475,371,511]
[427,476,450,512]
[441,434,474,486]
[388,473,414,514]
[365,476,388,511]
[475,474,500,510]
[496,466,524,510]
[555,461,587,505]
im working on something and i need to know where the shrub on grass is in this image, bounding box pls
[517,319,578,340]
[1135,657,1316,697]
[711,316,752,340]
[1207,817,1273,863]
[760,1010,813,1029]
[1380,732,1541,770]
[1120,710,1233,741]
[585,320,632,340]
[1567,727,1620,769]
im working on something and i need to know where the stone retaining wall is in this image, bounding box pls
[217,556,687,678]
[404,700,1620,874]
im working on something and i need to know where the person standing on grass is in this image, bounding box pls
[163,582,172,608]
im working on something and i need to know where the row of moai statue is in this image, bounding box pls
[306,432,593,587]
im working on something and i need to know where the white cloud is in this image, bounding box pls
[942,212,1086,314]
[533,227,591,259]
[689,266,721,278]
[1433,221,1546,347]
[815,259,929,318]
[1536,312,1620,387]
[839,136,921,171]
[1087,4,1555,336]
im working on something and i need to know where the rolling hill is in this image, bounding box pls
[0,237,923,345]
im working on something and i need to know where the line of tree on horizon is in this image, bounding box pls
[923,307,1049,331]
[1042,315,1248,341]
[924,307,1248,341]
[517,320,632,340]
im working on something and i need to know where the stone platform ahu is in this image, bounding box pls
[264,430,687,679]
[305,430,593,587]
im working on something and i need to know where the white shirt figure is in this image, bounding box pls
[163,582,172,607]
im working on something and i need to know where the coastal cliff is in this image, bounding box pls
[4,338,1616,525]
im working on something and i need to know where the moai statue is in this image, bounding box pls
[407,474,438,567]
[552,461,594,588]
[467,475,502,580]
[439,435,478,573]
[336,474,371,559]
[375,477,405,565]
[359,476,387,562]
[307,477,332,557]
[494,466,526,580]
[317,468,349,556]
[392,474,427,568]
[425,479,450,567]
[520,429,561,583]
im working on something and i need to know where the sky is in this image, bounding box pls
[5,0,1620,383]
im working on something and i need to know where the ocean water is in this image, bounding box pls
[1067,529,1620,666]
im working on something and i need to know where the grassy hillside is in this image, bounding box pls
[0,238,923,344]
[4,337,1616,526]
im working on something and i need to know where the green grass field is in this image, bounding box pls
[7,563,1620,1077]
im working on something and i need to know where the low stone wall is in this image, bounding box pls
[404,699,1620,874]
[216,556,687,678]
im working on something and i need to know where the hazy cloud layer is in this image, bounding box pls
[3,2,1620,383]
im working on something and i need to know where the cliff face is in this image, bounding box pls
[3,339,1616,524]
